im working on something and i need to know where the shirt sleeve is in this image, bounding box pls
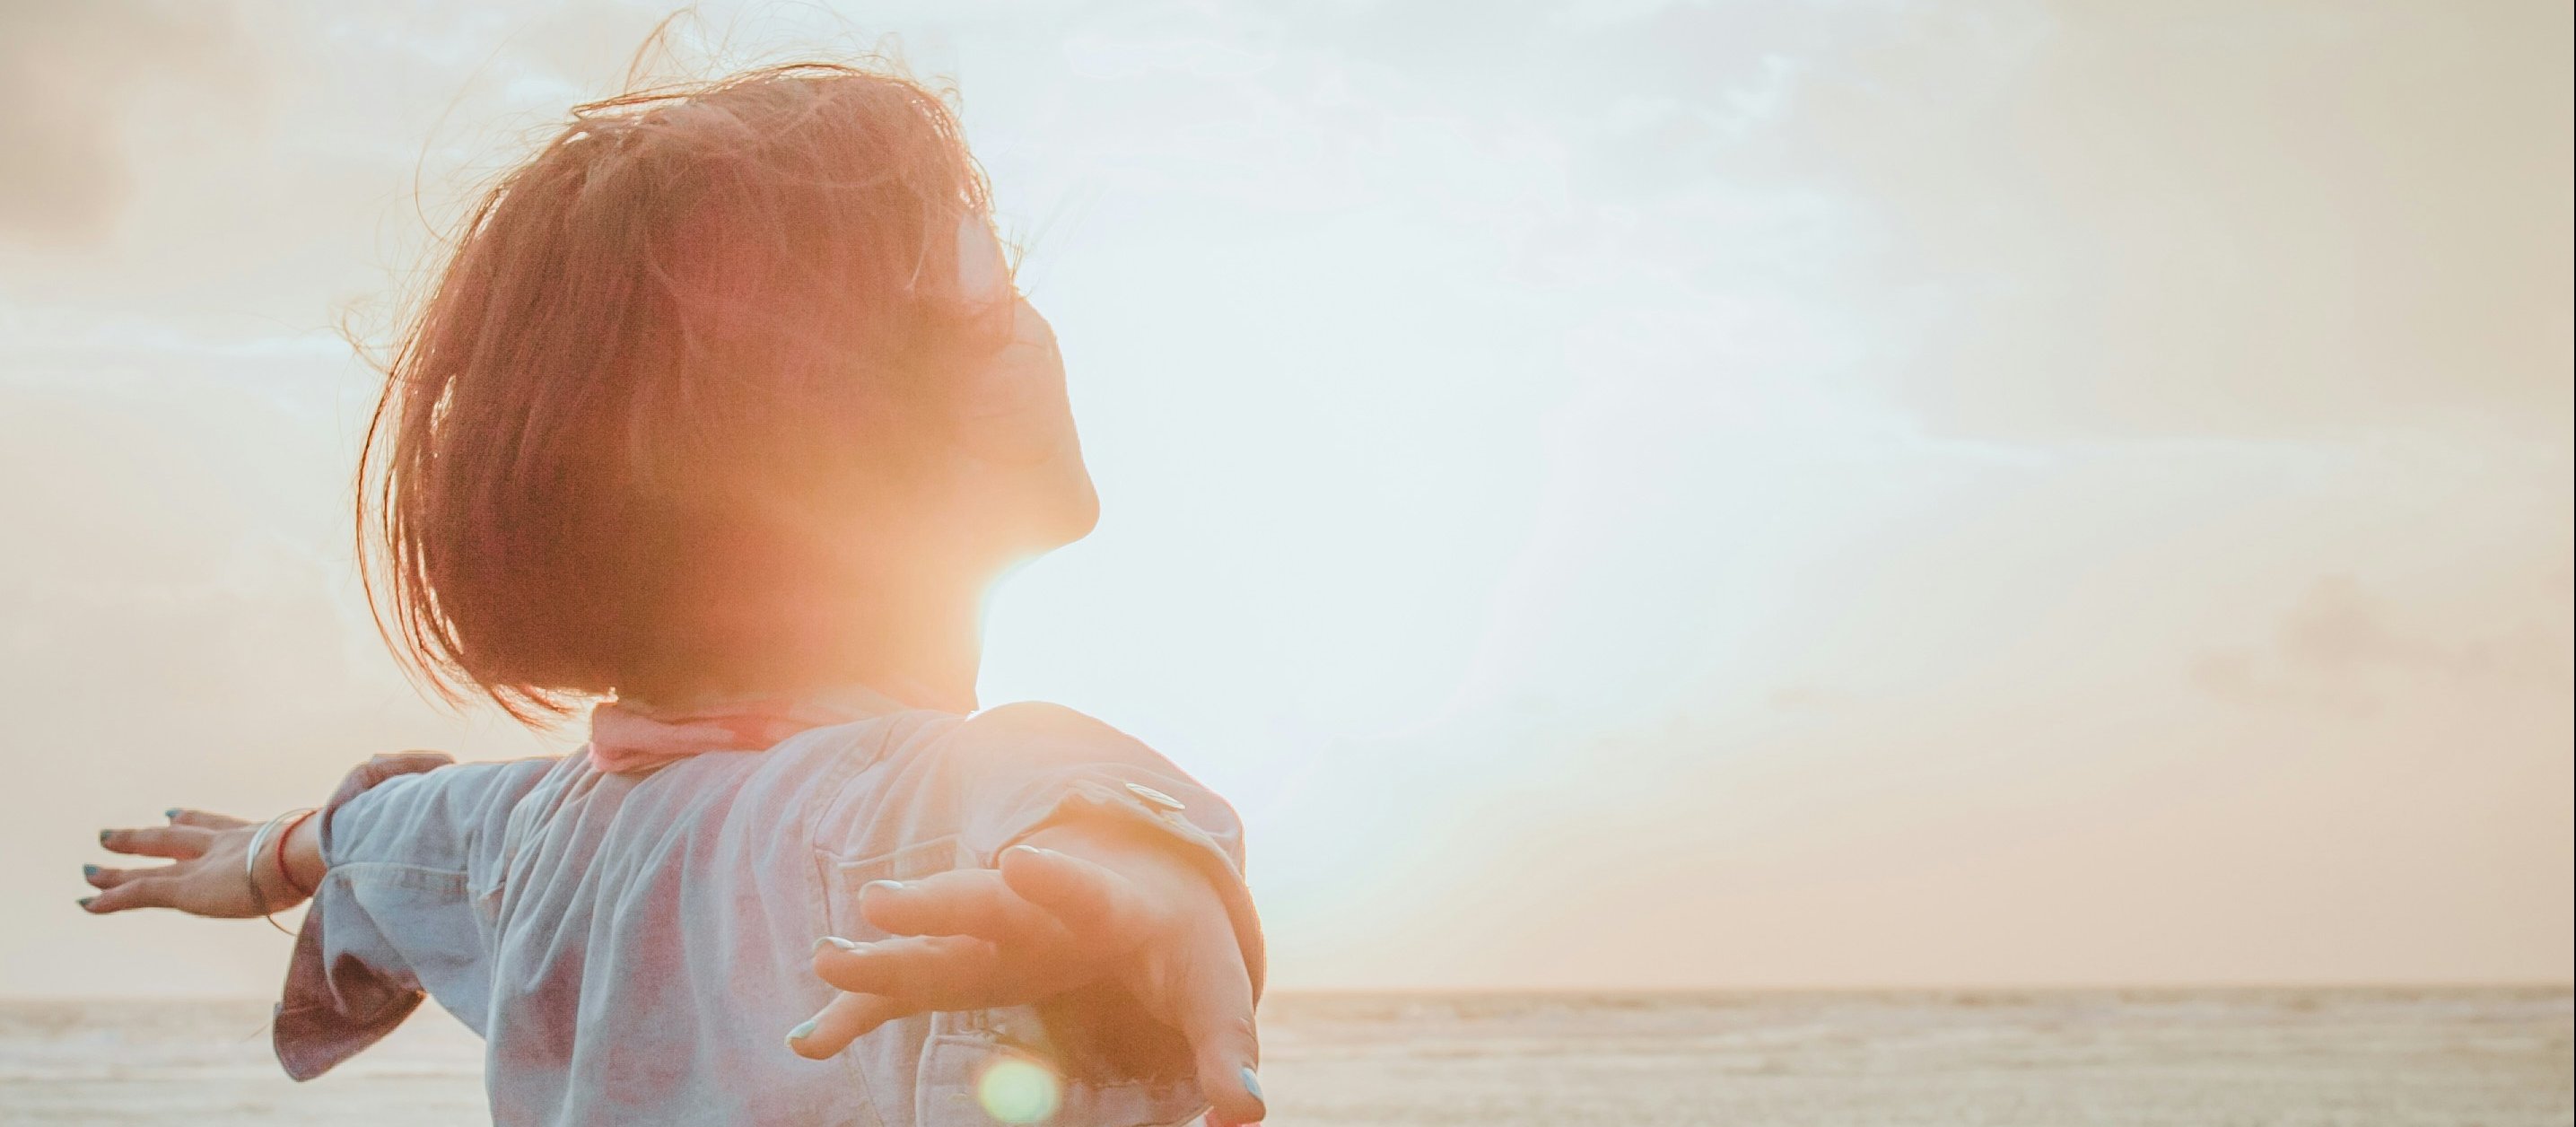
[272,751,557,1081]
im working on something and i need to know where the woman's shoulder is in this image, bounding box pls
[959,700,1129,737]
[947,702,1156,763]
[777,701,1174,803]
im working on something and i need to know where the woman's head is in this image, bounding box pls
[362,63,1095,719]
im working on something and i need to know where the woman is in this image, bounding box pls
[78,62,1267,1127]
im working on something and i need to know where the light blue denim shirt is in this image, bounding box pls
[271,700,1260,1127]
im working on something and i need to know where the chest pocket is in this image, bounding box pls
[819,834,972,942]
[815,835,972,1127]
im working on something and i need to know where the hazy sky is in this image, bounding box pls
[2,0,2568,997]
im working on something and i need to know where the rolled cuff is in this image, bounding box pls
[988,775,1265,1002]
[272,750,454,1081]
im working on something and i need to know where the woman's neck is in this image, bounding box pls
[646,574,987,714]
[842,596,983,713]
[773,583,983,713]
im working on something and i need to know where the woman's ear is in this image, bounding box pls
[943,214,1097,545]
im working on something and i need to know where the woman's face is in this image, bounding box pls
[940,212,1098,555]
[950,293,1100,554]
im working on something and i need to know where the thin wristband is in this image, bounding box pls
[242,813,280,897]
[244,808,315,936]
[274,808,320,900]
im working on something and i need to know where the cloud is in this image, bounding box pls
[0,2,259,246]
[2194,572,2576,712]
[1252,0,2575,440]
[1781,2,2576,438]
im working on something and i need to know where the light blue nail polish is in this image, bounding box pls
[83,864,100,878]
[97,830,110,845]
[165,808,180,819]
[76,896,94,909]
[1241,1066,1264,1105]
[785,1018,817,1044]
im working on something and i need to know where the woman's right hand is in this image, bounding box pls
[81,808,318,918]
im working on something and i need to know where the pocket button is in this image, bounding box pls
[1124,782,1185,812]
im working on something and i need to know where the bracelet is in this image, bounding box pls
[244,808,317,937]
[274,808,320,899]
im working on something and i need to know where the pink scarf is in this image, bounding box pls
[585,696,880,775]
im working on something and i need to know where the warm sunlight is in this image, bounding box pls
[3,3,2568,1125]
[7,0,2567,1000]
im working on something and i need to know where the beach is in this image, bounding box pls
[2,987,2567,1125]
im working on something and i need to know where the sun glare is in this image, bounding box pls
[975,1057,1062,1124]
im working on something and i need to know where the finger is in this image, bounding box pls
[82,876,181,914]
[99,825,214,861]
[784,991,914,1060]
[1171,936,1264,1125]
[167,808,249,831]
[860,869,1053,942]
[812,934,1035,1010]
[83,862,181,890]
[999,844,1157,947]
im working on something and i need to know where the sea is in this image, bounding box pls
[1,988,2567,1125]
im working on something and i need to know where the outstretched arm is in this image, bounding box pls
[80,752,547,1081]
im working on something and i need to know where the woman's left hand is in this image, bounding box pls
[791,825,1264,1124]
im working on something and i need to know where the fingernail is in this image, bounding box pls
[820,936,865,953]
[861,878,904,896]
[164,808,180,819]
[97,830,110,845]
[83,864,100,878]
[1241,1066,1264,1106]
[76,896,94,910]
[785,1018,817,1045]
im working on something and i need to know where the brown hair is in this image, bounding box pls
[359,63,1010,721]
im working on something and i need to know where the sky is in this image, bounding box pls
[1,0,2568,997]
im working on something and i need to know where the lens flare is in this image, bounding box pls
[975,1057,1061,1124]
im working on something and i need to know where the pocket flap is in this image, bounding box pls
[818,834,969,941]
